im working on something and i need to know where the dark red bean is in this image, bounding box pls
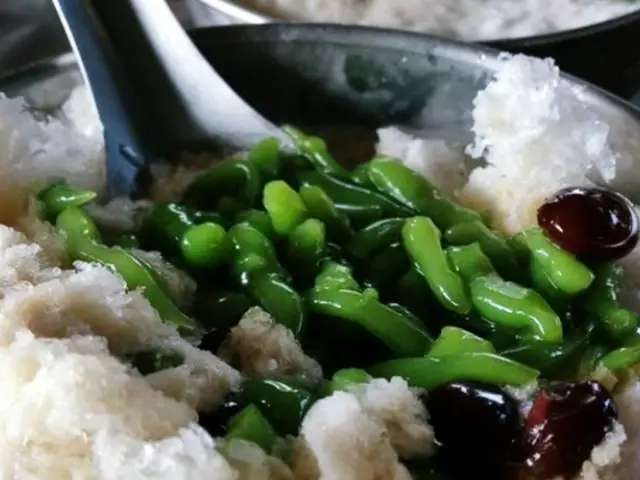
[425,381,523,477]
[537,186,638,262]
[198,395,243,437]
[522,381,617,479]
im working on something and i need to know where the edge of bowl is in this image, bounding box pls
[188,0,640,44]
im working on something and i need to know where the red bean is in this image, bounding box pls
[425,381,523,477]
[522,381,617,479]
[537,187,638,262]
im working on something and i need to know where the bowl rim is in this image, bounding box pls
[490,8,640,47]
[4,21,639,121]
[188,21,640,122]
[190,0,640,44]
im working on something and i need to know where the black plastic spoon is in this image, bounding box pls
[52,0,286,198]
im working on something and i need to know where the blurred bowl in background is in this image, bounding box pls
[488,10,640,101]
[183,0,640,100]
[1,0,639,104]
[0,0,69,75]
[0,0,193,77]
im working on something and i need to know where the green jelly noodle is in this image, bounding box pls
[33,124,640,465]
[370,353,540,389]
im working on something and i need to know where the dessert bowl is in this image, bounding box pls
[0,23,639,479]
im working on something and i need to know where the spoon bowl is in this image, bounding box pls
[42,11,640,201]
[183,24,640,200]
[52,0,285,198]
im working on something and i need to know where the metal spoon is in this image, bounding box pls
[52,0,286,197]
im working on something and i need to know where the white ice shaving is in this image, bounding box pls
[292,391,413,480]
[376,127,469,198]
[461,54,617,234]
[0,330,237,480]
[350,377,435,459]
[377,54,621,235]
[0,225,243,478]
[0,94,105,227]
[218,307,323,386]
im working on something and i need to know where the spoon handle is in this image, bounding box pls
[53,0,152,198]
[54,0,285,197]
[89,0,284,150]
